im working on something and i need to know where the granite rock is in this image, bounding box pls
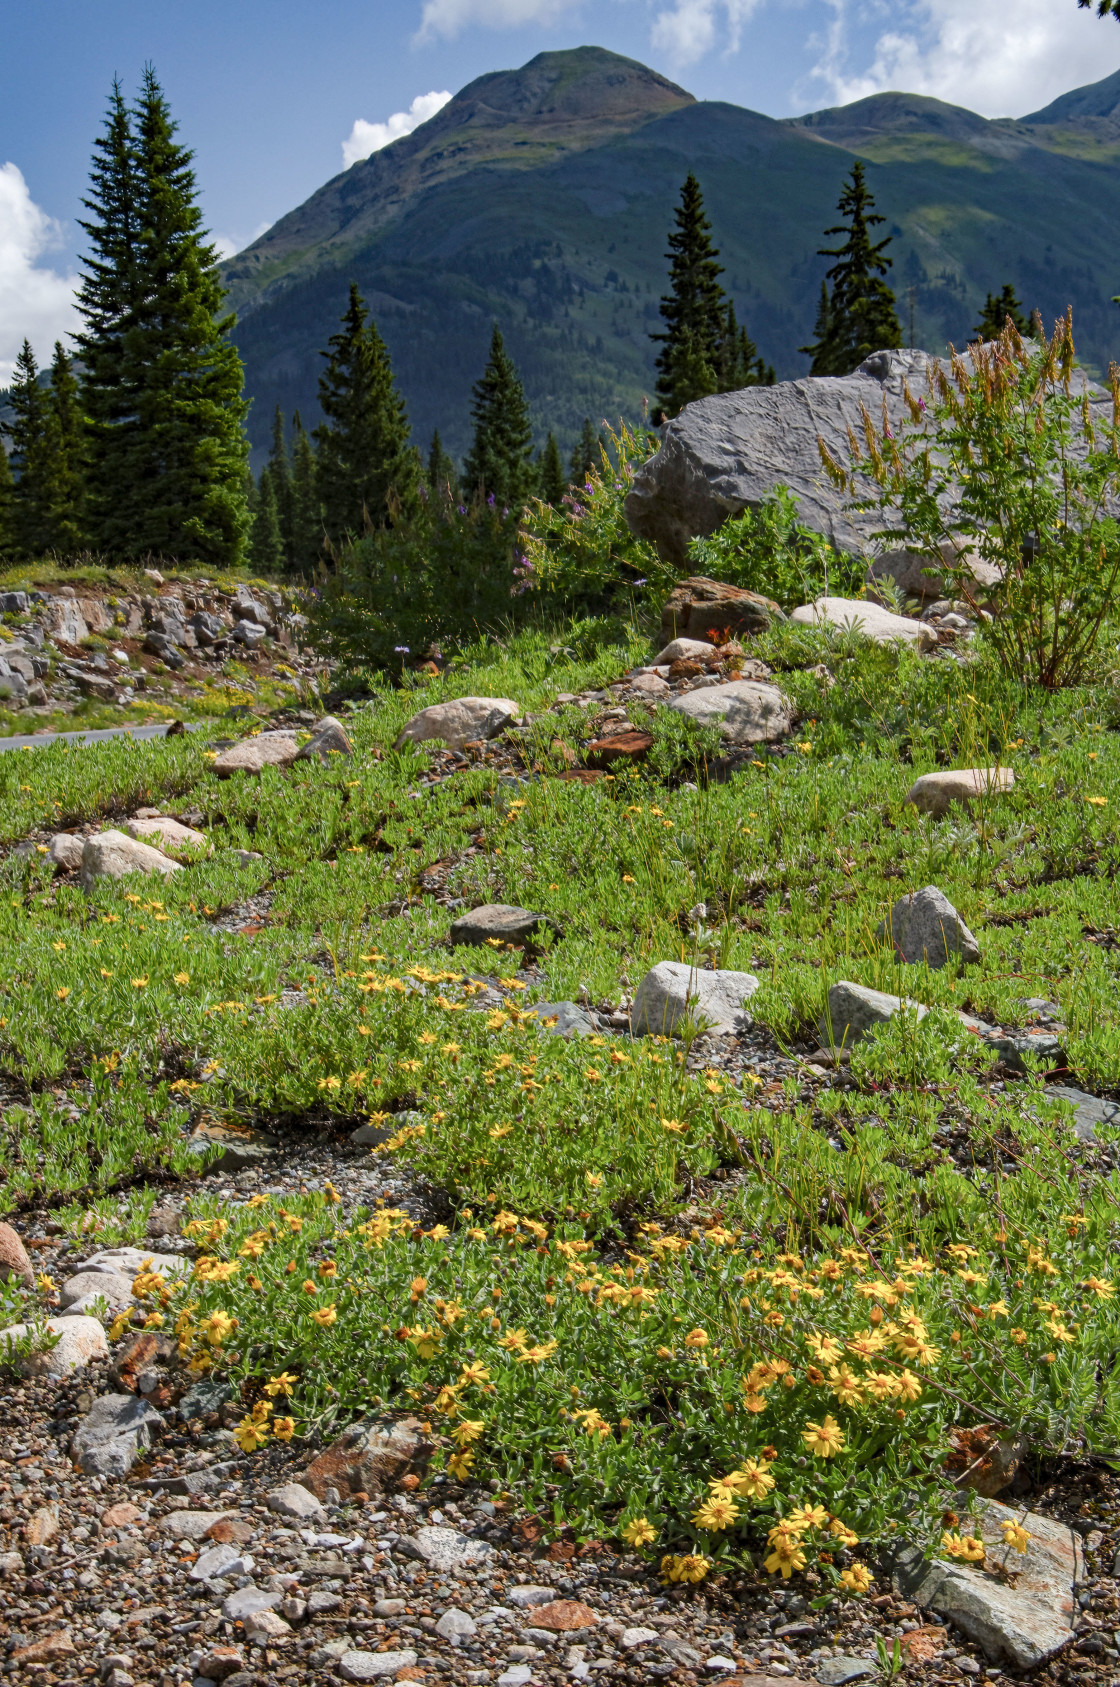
[876,885,980,968]
[395,696,518,752]
[666,679,792,744]
[632,961,759,1037]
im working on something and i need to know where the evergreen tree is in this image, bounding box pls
[569,417,600,485]
[717,302,774,389]
[8,342,53,557]
[802,163,901,376]
[289,412,321,574]
[44,342,87,553]
[802,284,833,373]
[315,282,418,545]
[267,406,294,566]
[250,466,284,573]
[426,429,459,501]
[77,69,249,565]
[0,442,14,558]
[462,325,535,509]
[973,284,1029,342]
[538,432,565,504]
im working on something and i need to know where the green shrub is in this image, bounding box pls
[688,486,864,610]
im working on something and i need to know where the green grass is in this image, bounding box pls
[5,615,1120,1591]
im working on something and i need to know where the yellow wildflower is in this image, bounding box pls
[802,1415,845,1458]
[840,1564,872,1594]
[622,1517,657,1548]
[1000,1520,1031,1554]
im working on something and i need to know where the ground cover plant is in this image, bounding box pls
[3,613,1120,1598]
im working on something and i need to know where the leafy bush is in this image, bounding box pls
[688,487,864,610]
[821,313,1120,687]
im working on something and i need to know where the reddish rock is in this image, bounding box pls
[587,731,653,767]
[205,1517,254,1544]
[0,1222,33,1287]
[552,769,608,785]
[23,1504,59,1546]
[528,1600,599,1631]
[101,1501,143,1528]
[660,576,783,644]
[111,1330,175,1393]
[668,658,705,680]
[301,1416,433,1500]
[11,1631,75,1664]
[196,1644,246,1680]
[899,1626,948,1662]
[945,1424,1027,1497]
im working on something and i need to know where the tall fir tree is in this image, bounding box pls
[44,342,87,554]
[315,282,418,546]
[250,466,284,573]
[0,444,13,558]
[77,69,249,565]
[569,417,600,485]
[267,406,294,567]
[462,325,535,509]
[973,284,1028,341]
[652,174,771,418]
[538,432,565,504]
[426,429,458,501]
[802,163,900,376]
[8,342,53,557]
[289,412,321,574]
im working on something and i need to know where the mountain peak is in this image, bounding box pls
[448,46,694,129]
[1022,65,1120,127]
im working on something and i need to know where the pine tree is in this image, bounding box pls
[8,342,53,557]
[538,432,565,504]
[973,284,1028,342]
[427,429,459,501]
[77,69,249,565]
[267,406,294,566]
[462,325,535,509]
[802,163,901,376]
[717,302,774,389]
[289,413,321,574]
[44,342,87,554]
[315,282,418,545]
[250,466,284,573]
[801,284,832,372]
[569,417,600,485]
[0,443,15,558]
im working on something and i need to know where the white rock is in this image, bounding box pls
[651,637,717,665]
[47,833,85,871]
[244,1609,292,1642]
[819,980,928,1047]
[190,1542,241,1581]
[621,1628,659,1649]
[905,767,1015,819]
[211,732,299,776]
[267,1482,324,1519]
[158,1510,238,1540]
[789,596,937,649]
[876,885,980,968]
[394,696,519,752]
[704,1658,738,1671]
[436,1608,478,1639]
[339,1650,419,1682]
[666,679,791,743]
[79,829,182,889]
[123,816,209,857]
[632,961,759,1037]
[496,1669,534,1687]
[80,1247,187,1279]
[222,1586,285,1622]
[0,1314,108,1376]
[58,1269,135,1311]
[507,1586,556,1608]
[405,1524,494,1571]
[0,1550,24,1575]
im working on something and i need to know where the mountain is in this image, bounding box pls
[223,46,1120,466]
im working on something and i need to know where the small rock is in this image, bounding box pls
[395,696,518,752]
[819,979,928,1048]
[294,715,353,762]
[0,1313,108,1376]
[374,1599,408,1617]
[529,1602,598,1633]
[449,905,556,948]
[222,1586,286,1622]
[190,1542,242,1581]
[814,1661,874,1685]
[651,637,717,665]
[632,960,759,1037]
[496,1668,534,1687]
[339,1650,420,1682]
[300,1417,432,1500]
[211,732,299,776]
[11,1630,76,1665]
[586,730,654,765]
[436,1608,478,1639]
[704,1658,738,1672]
[282,1595,308,1621]
[905,767,1014,819]
[79,829,182,889]
[0,1549,23,1575]
[402,1524,494,1572]
[508,1586,556,1609]
[244,1608,293,1642]
[47,833,86,872]
[59,1268,135,1313]
[666,679,792,743]
[628,672,670,697]
[160,1509,238,1540]
[876,885,980,968]
[522,1002,596,1038]
[622,1628,659,1648]
[71,1392,164,1477]
[267,1482,324,1519]
[101,1502,144,1528]
[24,1503,59,1546]
[195,1647,245,1682]
[0,1221,33,1287]
[123,815,209,857]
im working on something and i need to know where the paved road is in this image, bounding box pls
[0,721,209,753]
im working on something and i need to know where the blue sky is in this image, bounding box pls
[3,0,1119,379]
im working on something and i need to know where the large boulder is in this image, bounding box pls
[660,577,783,642]
[300,1416,433,1500]
[789,597,936,649]
[395,696,518,752]
[79,829,183,889]
[906,767,1015,818]
[875,886,980,968]
[211,731,298,776]
[123,816,209,857]
[632,962,759,1037]
[666,680,792,743]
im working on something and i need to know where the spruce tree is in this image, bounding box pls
[717,302,774,388]
[289,413,321,574]
[801,284,833,371]
[44,343,87,554]
[803,163,901,376]
[538,432,565,504]
[77,69,249,565]
[267,406,294,567]
[8,342,53,557]
[315,282,418,545]
[569,417,600,485]
[462,325,535,509]
[250,467,284,573]
[973,284,1028,342]
[427,429,459,501]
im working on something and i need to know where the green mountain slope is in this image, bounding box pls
[223,46,1120,465]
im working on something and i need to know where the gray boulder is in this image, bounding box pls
[789,597,936,650]
[189,610,228,646]
[666,680,792,744]
[47,833,85,872]
[232,619,267,647]
[211,732,298,776]
[819,980,928,1047]
[294,715,353,762]
[449,904,554,947]
[79,829,182,889]
[905,767,1015,818]
[1043,1083,1120,1142]
[395,696,518,752]
[58,1269,135,1314]
[876,886,980,968]
[523,1001,596,1038]
[632,961,759,1037]
[71,1392,164,1476]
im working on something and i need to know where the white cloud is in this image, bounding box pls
[0,163,79,386]
[806,0,1120,118]
[651,0,759,63]
[416,0,581,41]
[342,90,454,166]
[211,221,272,261]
